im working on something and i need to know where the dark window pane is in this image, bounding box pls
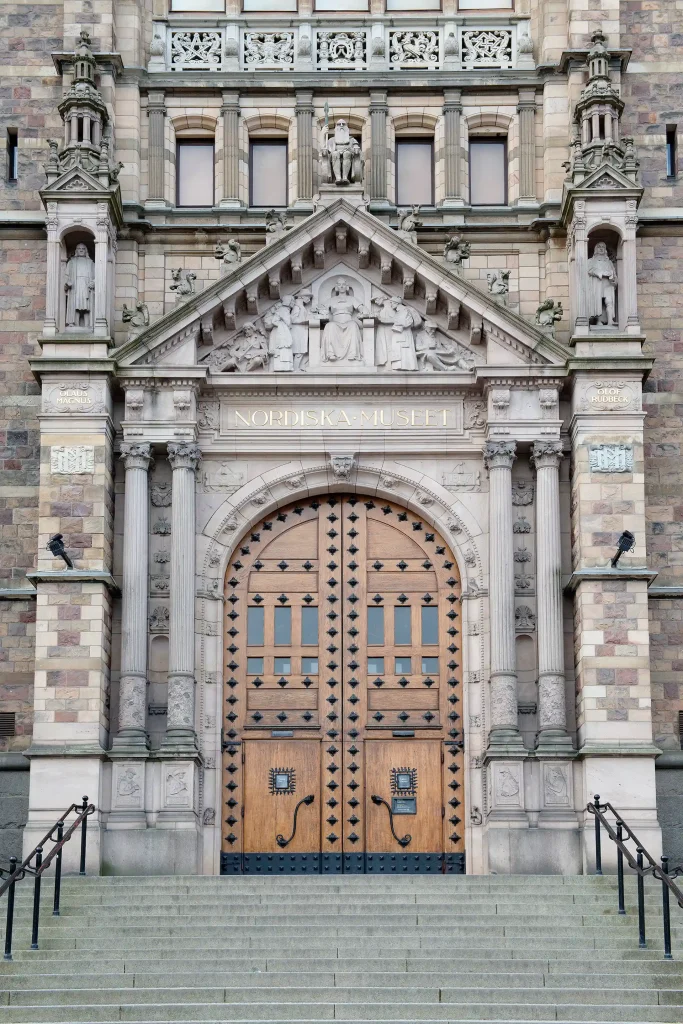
[247,657,264,674]
[394,606,412,645]
[177,141,214,207]
[274,606,291,645]
[247,606,264,647]
[367,606,384,645]
[422,656,439,674]
[274,656,291,675]
[368,656,385,675]
[421,605,438,645]
[301,606,318,645]
[395,656,412,674]
[469,139,507,206]
[301,656,319,674]
[250,140,287,207]
[396,140,433,206]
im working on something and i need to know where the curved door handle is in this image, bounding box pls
[276,794,314,848]
[371,794,412,848]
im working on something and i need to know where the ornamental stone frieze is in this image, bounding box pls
[149,21,533,74]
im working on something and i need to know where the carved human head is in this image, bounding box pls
[74,242,89,257]
[298,291,313,305]
[424,320,438,335]
[593,241,608,257]
[333,278,352,295]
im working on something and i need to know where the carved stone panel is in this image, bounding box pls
[163,762,193,809]
[50,445,95,475]
[112,762,144,810]
[589,444,634,473]
[490,762,523,809]
[542,762,572,809]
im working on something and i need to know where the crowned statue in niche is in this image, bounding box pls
[587,241,618,326]
[64,243,95,330]
[322,119,364,187]
[317,278,367,362]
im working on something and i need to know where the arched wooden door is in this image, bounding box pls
[221,495,464,874]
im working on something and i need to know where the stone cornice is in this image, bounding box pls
[26,570,121,596]
[564,566,658,594]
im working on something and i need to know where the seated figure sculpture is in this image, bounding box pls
[323,120,363,186]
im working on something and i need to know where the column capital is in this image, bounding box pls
[295,89,315,111]
[147,89,166,114]
[443,88,463,113]
[120,442,153,472]
[168,442,202,472]
[221,89,240,110]
[531,439,564,469]
[483,440,516,470]
[516,86,537,111]
[369,91,388,111]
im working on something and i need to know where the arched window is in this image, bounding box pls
[393,114,438,207]
[244,115,291,208]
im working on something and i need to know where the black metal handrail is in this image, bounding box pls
[588,794,683,960]
[0,795,94,960]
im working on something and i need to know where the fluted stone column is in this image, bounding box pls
[442,89,464,207]
[295,90,314,207]
[369,91,389,207]
[114,443,153,750]
[220,90,241,209]
[163,442,202,752]
[146,90,167,208]
[484,441,524,749]
[531,439,572,751]
[517,88,537,205]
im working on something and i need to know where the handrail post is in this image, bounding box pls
[616,821,625,914]
[662,856,673,960]
[30,846,43,950]
[593,794,602,875]
[79,795,88,876]
[3,857,17,961]
[637,848,646,949]
[52,821,63,916]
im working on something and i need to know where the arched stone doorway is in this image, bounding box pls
[220,493,464,874]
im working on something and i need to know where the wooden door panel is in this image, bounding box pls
[243,740,321,854]
[364,740,443,853]
[223,495,464,872]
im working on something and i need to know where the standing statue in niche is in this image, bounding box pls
[264,298,295,372]
[374,295,422,371]
[587,241,618,326]
[318,279,366,362]
[323,119,363,186]
[64,243,95,329]
[290,291,313,371]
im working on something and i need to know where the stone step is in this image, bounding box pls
[3,971,683,990]
[1,1003,682,1023]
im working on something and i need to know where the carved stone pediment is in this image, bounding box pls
[116,198,569,374]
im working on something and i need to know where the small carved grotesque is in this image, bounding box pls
[587,241,617,326]
[330,455,356,480]
[323,119,363,186]
[397,206,422,244]
[443,234,471,268]
[64,243,95,329]
[486,270,510,303]
[214,237,242,269]
[170,268,196,299]
[265,209,293,241]
[122,301,150,330]
[535,298,563,331]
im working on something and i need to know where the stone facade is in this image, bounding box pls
[0,0,681,874]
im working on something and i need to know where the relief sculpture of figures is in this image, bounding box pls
[264,298,295,371]
[323,119,363,186]
[210,323,268,373]
[375,295,421,371]
[587,241,617,326]
[290,291,313,371]
[415,321,475,372]
[64,243,95,329]
[318,279,365,362]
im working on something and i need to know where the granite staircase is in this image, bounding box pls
[1,874,683,1023]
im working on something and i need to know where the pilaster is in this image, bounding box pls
[294,90,314,211]
[517,88,537,206]
[442,89,464,209]
[146,90,168,210]
[220,90,241,210]
[369,91,390,210]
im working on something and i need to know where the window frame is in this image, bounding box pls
[249,137,289,208]
[175,138,215,209]
[395,136,435,208]
[7,129,18,183]
[468,135,508,207]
